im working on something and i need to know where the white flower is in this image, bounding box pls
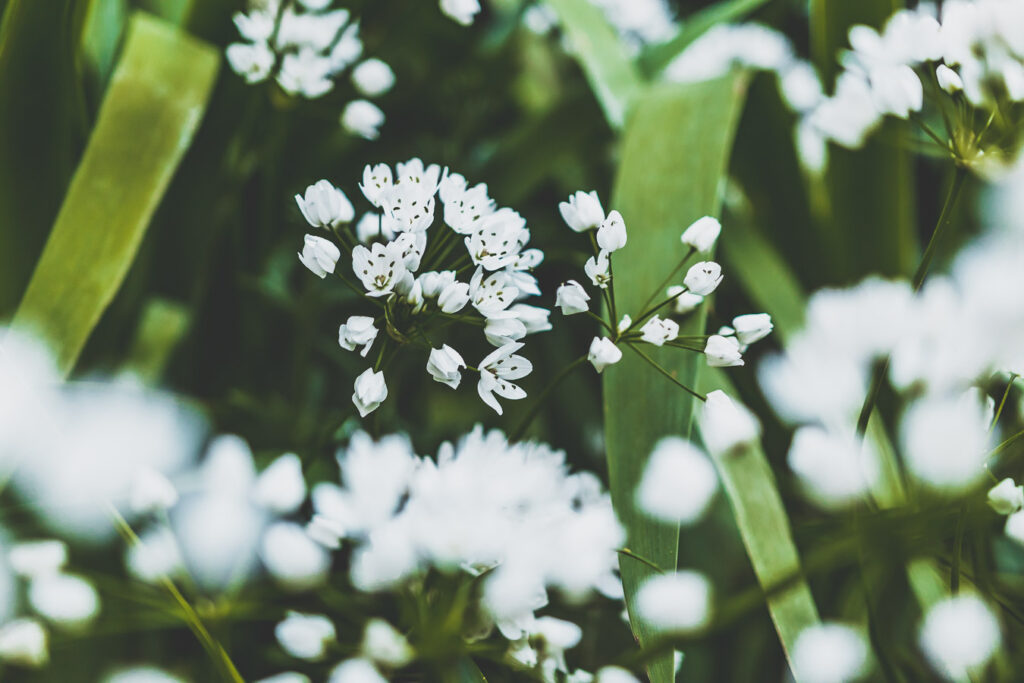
[351,58,395,97]
[226,42,274,83]
[338,316,379,357]
[477,342,532,415]
[298,235,341,279]
[438,281,471,313]
[352,369,388,417]
[484,317,527,348]
[342,100,385,140]
[328,658,386,683]
[667,286,703,314]
[466,208,528,270]
[779,61,824,112]
[559,191,605,232]
[700,390,761,457]
[901,392,991,493]
[470,267,518,318]
[255,674,310,683]
[635,571,712,633]
[359,164,393,208]
[361,619,413,668]
[869,64,923,119]
[9,541,67,579]
[791,623,869,683]
[509,304,551,334]
[588,337,622,374]
[382,182,436,234]
[936,64,963,93]
[128,468,178,514]
[637,437,718,524]
[596,210,627,252]
[684,261,723,296]
[0,619,47,667]
[988,478,1024,515]
[557,281,590,315]
[125,527,183,583]
[680,216,721,252]
[595,667,640,683]
[103,668,187,683]
[278,49,334,98]
[418,270,456,298]
[704,335,743,367]
[439,0,481,26]
[788,426,879,509]
[1006,510,1024,544]
[919,595,1000,680]
[260,522,331,590]
[640,316,679,347]
[585,250,611,289]
[296,180,354,228]
[351,241,408,297]
[275,612,336,661]
[427,345,466,389]
[732,313,773,345]
[28,573,100,627]
[617,315,632,333]
[254,453,306,515]
[356,212,392,244]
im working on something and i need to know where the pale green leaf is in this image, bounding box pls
[124,298,190,383]
[12,12,219,377]
[603,75,747,683]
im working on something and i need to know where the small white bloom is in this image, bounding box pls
[342,100,385,140]
[556,281,590,315]
[261,522,331,590]
[617,315,632,333]
[668,286,703,314]
[596,210,627,252]
[700,390,761,457]
[275,612,336,661]
[869,64,923,119]
[298,235,341,279]
[635,571,712,633]
[351,241,408,297]
[732,313,773,345]
[684,261,723,296]
[640,316,679,347]
[28,573,100,628]
[788,426,879,509]
[637,437,718,524]
[483,317,527,348]
[469,267,518,318]
[278,49,334,98]
[328,658,386,683]
[418,271,456,298]
[359,164,393,208]
[988,478,1024,515]
[9,541,67,579]
[128,468,178,514]
[352,369,388,417]
[254,453,306,515]
[559,191,605,232]
[0,619,47,667]
[427,345,466,389]
[595,667,640,683]
[588,337,622,374]
[338,316,379,357]
[510,304,551,335]
[1006,510,1024,545]
[919,595,1000,680]
[439,0,481,26]
[355,212,393,244]
[226,42,274,84]
[680,216,721,253]
[704,335,743,367]
[936,64,963,93]
[438,281,471,313]
[792,623,869,683]
[125,527,183,583]
[255,674,310,683]
[361,619,413,668]
[296,180,354,228]
[902,392,991,493]
[477,342,532,415]
[351,58,395,97]
[585,250,611,289]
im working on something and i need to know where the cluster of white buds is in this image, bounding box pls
[226,0,395,139]
[297,159,549,417]
[553,191,772,395]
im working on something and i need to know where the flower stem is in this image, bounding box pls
[617,548,666,574]
[508,355,589,441]
[627,343,705,401]
[638,247,695,313]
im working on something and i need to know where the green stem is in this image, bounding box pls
[617,548,666,574]
[627,343,706,401]
[638,247,695,313]
[508,355,588,441]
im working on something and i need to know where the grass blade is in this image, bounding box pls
[12,12,219,377]
[603,75,747,682]
[545,0,644,130]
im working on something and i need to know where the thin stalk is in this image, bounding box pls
[638,247,696,313]
[617,548,666,574]
[508,355,588,441]
[585,310,614,334]
[627,343,706,401]
[951,505,966,594]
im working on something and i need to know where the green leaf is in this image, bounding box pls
[603,75,747,683]
[545,0,644,130]
[641,0,772,76]
[12,12,219,377]
[124,298,190,383]
[442,657,488,683]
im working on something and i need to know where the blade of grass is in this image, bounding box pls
[603,74,747,683]
[124,298,190,383]
[12,12,219,377]
[545,0,644,130]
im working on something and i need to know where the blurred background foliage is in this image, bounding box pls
[0,0,1012,680]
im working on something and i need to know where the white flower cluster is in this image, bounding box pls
[226,0,394,138]
[588,0,677,53]
[306,427,624,676]
[297,159,550,417]
[553,191,772,380]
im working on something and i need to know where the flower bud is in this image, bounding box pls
[588,337,622,374]
[556,281,590,315]
[352,369,388,417]
[680,216,721,253]
[298,235,341,279]
[684,261,723,296]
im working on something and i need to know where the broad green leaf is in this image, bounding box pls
[124,298,190,383]
[810,0,915,281]
[603,75,746,683]
[81,0,128,100]
[641,0,772,76]
[545,0,644,130]
[0,0,88,315]
[442,657,488,683]
[12,12,219,377]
